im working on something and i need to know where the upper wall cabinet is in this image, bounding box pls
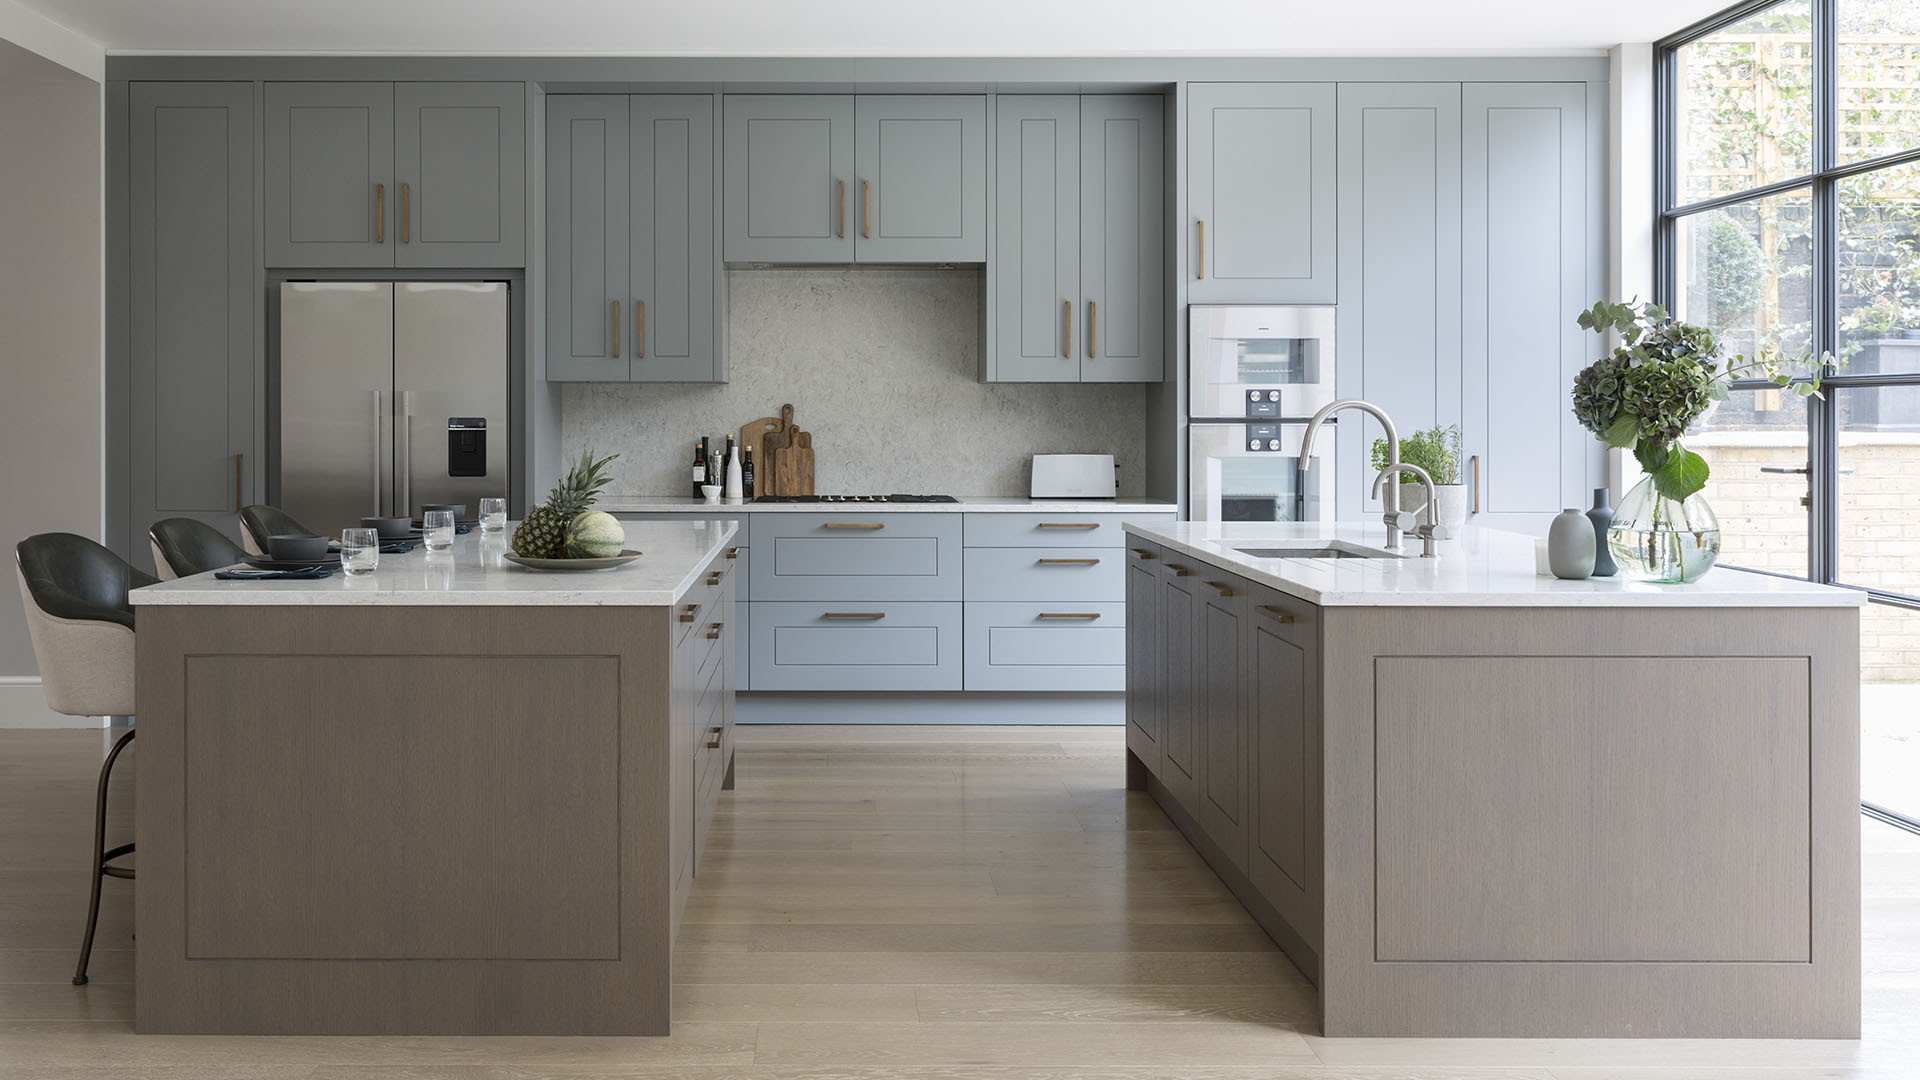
[546,95,722,383]
[1461,83,1600,529]
[1188,83,1335,304]
[265,82,525,268]
[128,82,257,563]
[723,94,986,264]
[988,95,1164,383]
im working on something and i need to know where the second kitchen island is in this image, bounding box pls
[128,521,740,1035]
[1124,520,1866,1039]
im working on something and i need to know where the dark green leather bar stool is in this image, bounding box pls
[148,517,248,580]
[237,504,317,557]
[13,533,155,985]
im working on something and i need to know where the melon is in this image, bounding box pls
[566,510,625,559]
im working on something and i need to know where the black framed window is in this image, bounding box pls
[1659,0,1920,830]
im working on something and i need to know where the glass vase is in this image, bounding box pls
[1606,474,1720,584]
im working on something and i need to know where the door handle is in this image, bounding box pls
[1166,563,1192,576]
[611,300,620,359]
[372,389,384,515]
[1196,219,1204,279]
[399,390,413,518]
[400,182,410,243]
[707,727,723,749]
[1037,612,1102,620]
[1205,581,1236,597]
[1470,454,1480,515]
[823,522,884,529]
[1088,300,1096,359]
[232,452,243,512]
[637,299,645,359]
[838,179,846,239]
[680,603,700,622]
[725,547,739,559]
[1063,300,1071,359]
[822,612,886,619]
[1256,605,1297,623]
[1037,557,1101,566]
[375,183,384,243]
[706,622,723,640]
[862,179,871,238]
[1129,547,1156,559]
[706,570,724,585]
[1038,522,1099,530]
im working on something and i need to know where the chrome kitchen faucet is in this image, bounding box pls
[1298,398,1407,551]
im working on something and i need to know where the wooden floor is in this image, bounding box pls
[3,724,1919,1078]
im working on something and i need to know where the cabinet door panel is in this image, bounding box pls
[631,95,718,382]
[1334,84,1462,522]
[265,82,393,267]
[990,96,1078,381]
[1462,83,1600,531]
[1125,549,1162,774]
[1188,83,1334,304]
[1080,95,1164,382]
[855,95,986,262]
[1248,593,1314,924]
[544,96,630,382]
[723,95,854,263]
[129,82,256,563]
[1156,568,1200,808]
[1196,585,1247,871]
[395,82,525,267]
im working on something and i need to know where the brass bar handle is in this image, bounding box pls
[706,622,723,640]
[1038,522,1100,529]
[400,182,410,243]
[1088,300,1096,359]
[1129,547,1156,559]
[823,612,886,620]
[708,732,722,749]
[725,547,739,559]
[636,299,645,359]
[1257,605,1298,624]
[838,179,845,238]
[1206,581,1236,597]
[1063,300,1071,359]
[1038,612,1102,620]
[1470,454,1481,515]
[680,603,699,623]
[375,183,385,243]
[611,300,620,359]
[862,179,871,238]
[706,570,724,585]
[1037,557,1101,565]
[1166,563,1192,577]
[232,452,243,512]
[1196,219,1204,279]
[824,522,885,529]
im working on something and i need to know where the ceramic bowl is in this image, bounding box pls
[266,534,330,561]
[361,516,413,539]
[417,503,467,521]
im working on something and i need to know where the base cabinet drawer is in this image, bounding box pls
[963,512,1174,547]
[752,514,960,601]
[963,602,1126,691]
[749,601,961,690]
[962,547,1124,602]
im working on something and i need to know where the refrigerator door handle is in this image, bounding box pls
[399,389,413,518]
[372,389,384,516]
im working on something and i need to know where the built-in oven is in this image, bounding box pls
[1188,305,1336,421]
[1188,420,1330,523]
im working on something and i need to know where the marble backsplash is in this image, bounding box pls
[560,268,1147,497]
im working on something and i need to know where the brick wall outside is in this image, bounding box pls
[1691,431,1920,682]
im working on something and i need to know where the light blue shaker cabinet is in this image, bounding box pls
[544,95,630,381]
[1187,82,1336,305]
[854,95,987,263]
[1079,95,1165,383]
[722,95,856,263]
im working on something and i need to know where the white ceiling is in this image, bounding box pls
[13,0,1723,55]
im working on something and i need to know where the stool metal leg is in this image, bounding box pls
[74,727,135,987]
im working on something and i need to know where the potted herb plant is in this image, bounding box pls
[1370,425,1468,527]
[1571,299,1826,583]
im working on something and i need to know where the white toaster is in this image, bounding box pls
[1030,454,1117,499]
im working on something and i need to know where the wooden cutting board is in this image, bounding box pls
[790,430,815,496]
[739,404,794,496]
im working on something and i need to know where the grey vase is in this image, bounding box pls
[1587,487,1617,577]
[1548,508,1596,580]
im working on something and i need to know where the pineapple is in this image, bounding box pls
[512,449,617,557]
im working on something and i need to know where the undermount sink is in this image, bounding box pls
[1235,542,1404,561]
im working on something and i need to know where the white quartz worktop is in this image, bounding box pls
[130,520,737,607]
[600,496,1177,514]
[1126,520,1868,608]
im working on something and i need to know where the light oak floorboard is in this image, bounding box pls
[749,1020,1318,1067]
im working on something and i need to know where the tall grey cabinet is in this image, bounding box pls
[723,94,986,264]
[1187,83,1335,305]
[546,95,721,383]
[988,95,1164,382]
[264,81,525,268]
[128,82,257,558]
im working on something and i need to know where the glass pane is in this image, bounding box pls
[1840,161,1920,358]
[1674,0,1816,205]
[1837,385,1920,595]
[1673,191,1816,362]
[1686,387,1812,575]
[1862,601,1920,820]
[1841,0,1920,164]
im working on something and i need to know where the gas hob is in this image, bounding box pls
[752,494,959,503]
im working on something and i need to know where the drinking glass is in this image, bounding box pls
[479,497,508,533]
[340,528,380,576]
[422,510,456,551]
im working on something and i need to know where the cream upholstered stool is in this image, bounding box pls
[149,517,247,580]
[14,533,154,985]
[237,504,317,557]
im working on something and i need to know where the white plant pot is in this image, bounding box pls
[1396,483,1470,527]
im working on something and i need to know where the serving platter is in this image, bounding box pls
[502,549,642,571]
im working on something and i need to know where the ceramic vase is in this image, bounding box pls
[1587,487,1617,577]
[1548,508,1596,580]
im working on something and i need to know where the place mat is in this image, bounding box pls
[215,568,335,580]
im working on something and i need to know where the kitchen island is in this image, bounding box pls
[1123,520,1865,1039]
[128,521,740,1035]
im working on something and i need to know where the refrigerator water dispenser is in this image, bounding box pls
[447,418,487,477]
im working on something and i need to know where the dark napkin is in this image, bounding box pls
[214,568,335,580]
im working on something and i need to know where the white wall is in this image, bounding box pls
[0,36,104,726]
[1609,41,1656,495]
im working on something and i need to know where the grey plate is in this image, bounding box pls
[502,549,642,571]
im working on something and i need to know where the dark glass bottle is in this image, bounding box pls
[691,440,707,498]
[742,447,756,500]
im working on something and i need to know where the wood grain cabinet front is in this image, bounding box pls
[1124,543,1163,779]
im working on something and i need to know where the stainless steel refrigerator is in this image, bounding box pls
[277,281,509,532]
